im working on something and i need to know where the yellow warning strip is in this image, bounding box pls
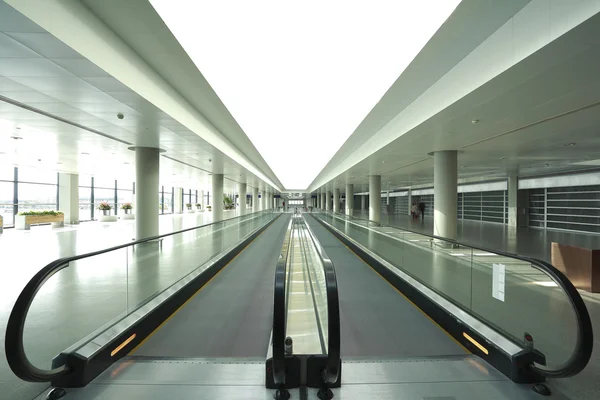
[343,243,471,354]
[128,216,280,355]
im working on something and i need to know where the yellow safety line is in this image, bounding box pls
[342,244,471,354]
[128,215,280,355]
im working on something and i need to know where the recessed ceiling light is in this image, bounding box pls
[500,157,506,160]
[564,143,576,147]
[471,119,480,124]
[382,160,386,164]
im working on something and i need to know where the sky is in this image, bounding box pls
[149,0,462,189]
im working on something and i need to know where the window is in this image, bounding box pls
[163,189,173,214]
[0,180,14,227]
[116,179,133,214]
[18,167,57,184]
[0,165,14,181]
[18,183,57,211]
[94,188,114,204]
[183,188,192,207]
[79,176,93,221]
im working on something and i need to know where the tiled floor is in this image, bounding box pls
[0,209,262,400]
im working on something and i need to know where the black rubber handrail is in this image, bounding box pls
[318,210,593,379]
[272,218,294,387]
[5,210,273,383]
[302,215,341,385]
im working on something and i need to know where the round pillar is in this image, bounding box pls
[212,174,224,222]
[238,182,247,216]
[252,187,259,213]
[333,188,340,213]
[135,147,160,240]
[346,184,354,216]
[369,175,381,223]
[433,151,458,239]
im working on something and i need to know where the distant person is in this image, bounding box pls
[411,203,418,220]
[418,202,425,223]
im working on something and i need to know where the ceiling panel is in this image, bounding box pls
[0,10,274,192]
[49,58,111,78]
[316,12,600,193]
[4,32,81,58]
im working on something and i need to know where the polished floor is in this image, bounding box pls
[339,209,600,400]
[2,209,600,399]
[353,210,600,263]
[0,209,266,400]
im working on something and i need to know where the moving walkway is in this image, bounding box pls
[4,208,592,399]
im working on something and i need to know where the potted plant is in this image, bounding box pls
[223,195,234,210]
[98,201,112,215]
[16,210,65,230]
[195,203,202,210]
[121,202,133,214]
[206,205,212,211]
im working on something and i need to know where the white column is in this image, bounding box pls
[200,190,205,209]
[135,147,160,240]
[433,151,458,240]
[369,175,381,223]
[260,191,265,210]
[333,188,340,213]
[407,189,412,216]
[58,173,79,224]
[508,171,518,228]
[345,184,354,216]
[252,187,259,213]
[238,182,247,216]
[321,191,326,210]
[265,190,270,210]
[212,174,224,222]
[361,194,366,211]
[326,190,332,211]
[174,187,183,213]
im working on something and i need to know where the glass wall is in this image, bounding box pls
[0,166,58,228]
[183,188,192,208]
[159,186,174,214]
[0,173,15,227]
[116,178,133,215]
[0,165,209,228]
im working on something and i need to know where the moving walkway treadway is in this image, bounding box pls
[4,209,593,399]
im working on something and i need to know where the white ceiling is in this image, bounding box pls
[316,7,600,194]
[0,1,275,194]
[146,0,462,189]
[3,0,600,198]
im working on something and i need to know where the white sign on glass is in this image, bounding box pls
[492,263,506,302]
